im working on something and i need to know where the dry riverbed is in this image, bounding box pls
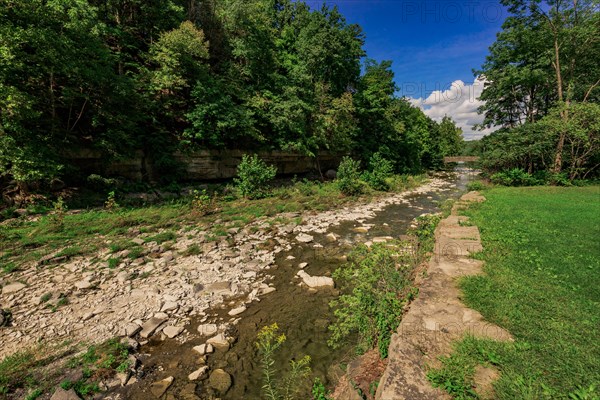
[0,173,467,399]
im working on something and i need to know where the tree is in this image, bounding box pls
[476,0,600,173]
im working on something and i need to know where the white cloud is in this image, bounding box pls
[409,78,498,140]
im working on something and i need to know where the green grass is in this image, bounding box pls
[428,186,600,399]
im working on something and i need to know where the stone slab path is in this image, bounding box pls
[375,191,513,400]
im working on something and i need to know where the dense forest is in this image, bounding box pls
[0,0,463,192]
[475,0,600,183]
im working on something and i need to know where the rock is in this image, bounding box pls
[150,376,174,398]
[208,369,232,394]
[2,282,26,295]
[203,281,233,296]
[188,366,209,381]
[206,333,231,350]
[325,233,337,242]
[163,325,184,339]
[116,372,130,386]
[74,280,93,290]
[193,343,214,355]
[228,305,246,316]
[161,301,178,312]
[297,270,334,288]
[298,262,308,269]
[132,238,145,245]
[260,287,276,295]
[125,322,142,337]
[296,233,314,243]
[325,169,337,179]
[197,323,218,336]
[50,387,81,400]
[353,226,369,233]
[372,236,394,243]
[139,317,167,339]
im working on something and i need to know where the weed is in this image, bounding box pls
[145,231,177,244]
[256,324,311,400]
[107,257,119,269]
[312,378,333,400]
[2,262,18,274]
[183,244,201,256]
[104,191,120,211]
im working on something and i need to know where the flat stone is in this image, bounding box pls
[298,262,308,269]
[140,317,167,339]
[161,301,178,312]
[188,366,209,381]
[163,325,184,339]
[206,333,230,350]
[125,322,142,337]
[2,282,26,295]
[193,343,214,355]
[296,233,314,243]
[150,376,174,398]
[260,287,276,295]
[208,369,232,393]
[74,280,93,290]
[197,323,218,336]
[132,238,145,245]
[297,270,334,288]
[228,305,246,316]
[353,226,370,233]
[50,388,81,400]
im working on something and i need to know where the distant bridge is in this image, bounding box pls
[443,156,480,163]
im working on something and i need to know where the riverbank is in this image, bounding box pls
[0,172,464,399]
[428,186,600,399]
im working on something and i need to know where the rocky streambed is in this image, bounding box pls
[0,169,475,399]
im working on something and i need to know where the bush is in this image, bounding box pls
[336,157,364,196]
[190,189,216,216]
[329,242,418,358]
[466,181,486,191]
[234,154,277,199]
[490,169,540,186]
[363,152,394,191]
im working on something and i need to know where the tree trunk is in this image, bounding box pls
[551,27,568,174]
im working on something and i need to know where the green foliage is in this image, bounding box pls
[329,242,417,358]
[336,157,365,196]
[312,378,333,400]
[255,323,312,400]
[363,152,394,191]
[190,189,216,216]
[2,262,17,274]
[490,169,542,187]
[466,181,486,191]
[234,154,277,199]
[104,191,119,211]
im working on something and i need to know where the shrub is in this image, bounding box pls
[234,154,277,199]
[466,181,486,191]
[329,242,418,358]
[336,157,364,196]
[363,152,394,191]
[190,189,216,216]
[490,168,540,186]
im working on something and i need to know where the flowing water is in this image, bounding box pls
[119,168,475,400]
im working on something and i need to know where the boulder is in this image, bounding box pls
[297,270,334,288]
[208,369,232,394]
[296,233,314,243]
[150,376,174,398]
[325,169,337,179]
[50,388,81,400]
[188,366,209,381]
[163,325,184,339]
[206,333,231,350]
[228,305,246,316]
[193,343,214,355]
[2,282,26,295]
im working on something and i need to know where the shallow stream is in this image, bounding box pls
[120,168,475,400]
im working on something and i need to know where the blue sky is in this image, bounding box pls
[304,0,508,139]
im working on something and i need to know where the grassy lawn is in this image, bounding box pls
[428,186,600,399]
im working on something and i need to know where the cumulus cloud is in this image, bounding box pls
[408,78,498,140]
